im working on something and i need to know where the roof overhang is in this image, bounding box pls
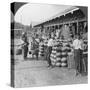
[11,2,27,15]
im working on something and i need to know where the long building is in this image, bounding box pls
[34,6,88,39]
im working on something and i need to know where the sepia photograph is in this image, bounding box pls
[11,2,88,88]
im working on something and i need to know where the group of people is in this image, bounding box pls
[73,35,87,76]
[19,31,87,76]
[20,32,39,60]
[47,34,87,76]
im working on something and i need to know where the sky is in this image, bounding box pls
[15,3,72,26]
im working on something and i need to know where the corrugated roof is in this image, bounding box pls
[34,6,87,26]
[34,6,79,26]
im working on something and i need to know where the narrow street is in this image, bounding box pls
[14,56,87,88]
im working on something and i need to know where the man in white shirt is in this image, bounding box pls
[47,35,54,67]
[73,35,83,76]
[47,38,54,47]
[73,37,83,50]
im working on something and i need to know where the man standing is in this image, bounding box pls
[47,34,54,67]
[73,35,83,76]
[21,32,29,60]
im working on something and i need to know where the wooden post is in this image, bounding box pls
[77,21,79,34]
[58,24,59,29]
